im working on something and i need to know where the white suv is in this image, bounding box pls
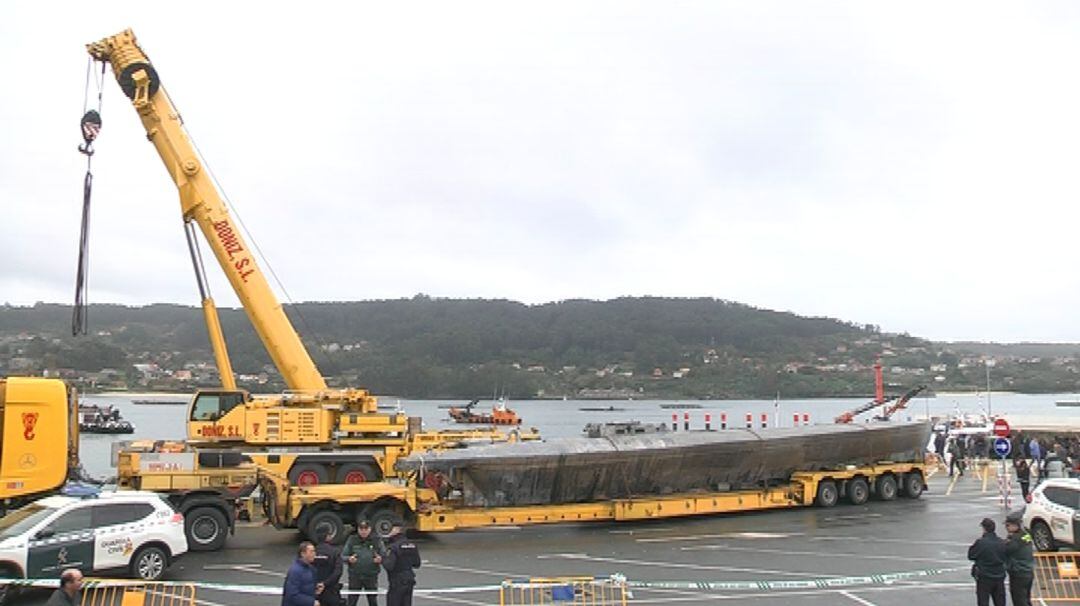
[1022,478,1080,552]
[0,491,187,581]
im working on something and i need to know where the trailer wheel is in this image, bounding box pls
[815,480,839,507]
[846,478,869,505]
[1031,520,1056,552]
[875,475,898,501]
[185,506,228,552]
[306,510,345,545]
[901,473,924,498]
[289,464,330,487]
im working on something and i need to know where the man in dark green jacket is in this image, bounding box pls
[1005,513,1034,606]
[342,520,385,606]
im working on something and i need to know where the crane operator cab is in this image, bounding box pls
[186,390,340,446]
[188,390,248,442]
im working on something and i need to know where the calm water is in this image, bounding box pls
[79,391,1076,479]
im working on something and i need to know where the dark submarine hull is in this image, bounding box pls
[397,421,931,507]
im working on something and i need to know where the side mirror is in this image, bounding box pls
[34,529,55,540]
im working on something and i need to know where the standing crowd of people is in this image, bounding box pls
[934,430,1078,498]
[282,521,422,606]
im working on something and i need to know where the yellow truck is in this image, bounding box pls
[0,378,80,514]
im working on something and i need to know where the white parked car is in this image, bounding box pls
[0,491,187,582]
[1022,478,1080,552]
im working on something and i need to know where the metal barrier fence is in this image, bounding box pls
[500,576,627,605]
[1035,552,1080,603]
[80,581,196,606]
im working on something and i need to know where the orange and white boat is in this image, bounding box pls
[449,399,522,425]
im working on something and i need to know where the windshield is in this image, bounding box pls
[0,504,57,539]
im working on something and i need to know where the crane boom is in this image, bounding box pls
[87,30,326,392]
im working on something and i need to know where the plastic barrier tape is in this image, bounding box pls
[0,566,966,596]
[625,566,968,591]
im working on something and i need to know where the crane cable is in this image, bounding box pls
[72,59,106,336]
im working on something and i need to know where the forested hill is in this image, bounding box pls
[0,297,1073,398]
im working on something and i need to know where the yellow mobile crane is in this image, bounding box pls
[87,30,533,547]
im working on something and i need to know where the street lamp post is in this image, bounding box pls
[985,359,995,416]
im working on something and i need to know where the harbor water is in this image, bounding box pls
[78,391,1075,479]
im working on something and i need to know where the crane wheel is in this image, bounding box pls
[306,510,345,545]
[336,463,380,484]
[875,474,898,501]
[369,508,404,540]
[815,480,839,507]
[289,464,330,487]
[846,477,870,505]
[185,506,228,551]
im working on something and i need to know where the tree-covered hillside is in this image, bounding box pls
[1,297,1076,398]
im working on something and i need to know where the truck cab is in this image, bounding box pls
[0,378,78,512]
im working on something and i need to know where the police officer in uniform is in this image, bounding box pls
[343,520,384,606]
[314,529,344,606]
[382,523,421,606]
[1005,512,1035,606]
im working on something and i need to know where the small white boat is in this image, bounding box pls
[1056,400,1080,407]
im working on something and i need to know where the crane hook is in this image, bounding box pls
[78,110,102,156]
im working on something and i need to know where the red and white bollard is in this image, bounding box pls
[705,413,712,431]
[760,413,768,429]
[720,412,727,430]
[745,412,753,429]
[793,413,800,427]
[684,412,690,431]
[672,413,678,432]
[803,412,810,425]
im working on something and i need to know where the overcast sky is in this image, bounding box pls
[2,2,1080,342]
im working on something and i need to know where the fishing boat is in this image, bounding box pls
[397,420,931,507]
[448,399,522,425]
[79,404,135,434]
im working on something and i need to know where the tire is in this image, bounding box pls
[185,506,229,552]
[131,545,169,581]
[1031,520,1057,552]
[306,510,345,545]
[902,473,924,498]
[815,480,839,508]
[289,464,330,487]
[875,475,898,501]
[336,463,380,484]
[846,478,870,506]
[197,450,244,468]
[369,508,404,539]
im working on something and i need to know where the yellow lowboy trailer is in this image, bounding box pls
[258,462,928,540]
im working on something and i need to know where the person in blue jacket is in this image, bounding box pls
[283,541,324,606]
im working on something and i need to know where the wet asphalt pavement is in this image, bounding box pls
[18,464,1051,605]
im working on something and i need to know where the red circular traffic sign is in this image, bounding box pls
[993,418,1010,437]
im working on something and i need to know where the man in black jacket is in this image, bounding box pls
[968,517,1007,606]
[314,530,344,606]
[382,524,421,606]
